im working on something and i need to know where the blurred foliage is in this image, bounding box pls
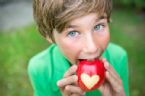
[114,0,145,9]
[0,9,145,96]
[110,9,145,96]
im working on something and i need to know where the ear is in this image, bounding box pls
[46,35,53,43]
[108,18,112,23]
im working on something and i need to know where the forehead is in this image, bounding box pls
[66,13,107,28]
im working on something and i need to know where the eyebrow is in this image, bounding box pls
[66,15,107,29]
[98,15,107,21]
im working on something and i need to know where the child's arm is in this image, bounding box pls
[57,65,86,96]
[98,58,126,96]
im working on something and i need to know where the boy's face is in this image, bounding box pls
[52,13,110,65]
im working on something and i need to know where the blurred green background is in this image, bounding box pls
[0,0,145,96]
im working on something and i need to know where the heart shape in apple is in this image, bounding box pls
[76,59,105,91]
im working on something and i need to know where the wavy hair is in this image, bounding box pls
[33,0,112,41]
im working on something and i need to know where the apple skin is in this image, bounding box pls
[76,59,105,91]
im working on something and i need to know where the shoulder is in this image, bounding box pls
[28,44,57,78]
[27,44,61,95]
[104,43,128,73]
[106,43,127,59]
[27,44,70,94]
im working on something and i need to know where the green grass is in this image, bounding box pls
[0,24,49,96]
[0,9,145,96]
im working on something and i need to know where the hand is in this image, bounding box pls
[57,65,86,96]
[98,58,126,96]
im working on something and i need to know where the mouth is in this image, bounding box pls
[78,59,87,62]
[76,59,86,64]
[77,58,100,64]
[76,53,102,64]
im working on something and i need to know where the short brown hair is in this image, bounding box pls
[33,0,112,41]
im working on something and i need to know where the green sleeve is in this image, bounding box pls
[118,51,129,96]
[28,59,52,96]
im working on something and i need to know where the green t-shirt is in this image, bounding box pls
[28,43,129,96]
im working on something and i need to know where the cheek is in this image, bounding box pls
[58,40,82,60]
[97,30,110,50]
[105,31,110,43]
[103,31,110,48]
[61,40,79,52]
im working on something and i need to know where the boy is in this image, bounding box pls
[28,0,129,96]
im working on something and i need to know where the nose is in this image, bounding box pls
[83,35,98,54]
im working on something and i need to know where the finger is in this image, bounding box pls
[71,94,85,96]
[71,94,78,96]
[100,58,107,63]
[102,58,119,80]
[102,59,124,93]
[103,59,120,80]
[100,81,113,96]
[57,75,78,87]
[64,65,77,78]
[71,94,82,96]
[65,85,86,96]
[102,58,120,83]
[105,71,123,93]
[59,87,71,96]
[98,82,104,93]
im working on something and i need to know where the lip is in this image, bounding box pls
[76,53,102,64]
[77,59,85,64]
[77,57,100,64]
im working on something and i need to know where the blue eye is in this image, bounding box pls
[67,31,79,38]
[95,24,104,31]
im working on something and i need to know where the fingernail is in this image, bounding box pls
[102,58,106,61]
[104,62,109,68]
[82,92,86,95]
[73,65,78,70]
[75,75,78,80]
[73,64,77,68]
[106,71,109,76]
[57,80,61,86]
[106,62,109,67]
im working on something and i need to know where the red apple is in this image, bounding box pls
[76,59,105,91]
